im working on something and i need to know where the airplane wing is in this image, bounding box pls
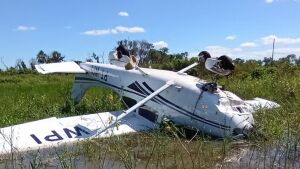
[35,61,86,74]
[0,111,157,155]
[0,81,174,154]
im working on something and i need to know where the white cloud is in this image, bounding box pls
[240,42,257,48]
[203,45,300,60]
[205,45,242,57]
[111,29,118,34]
[83,29,111,36]
[226,35,237,40]
[16,25,36,31]
[265,0,275,3]
[153,41,168,49]
[118,11,129,17]
[261,35,300,45]
[265,0,298,4]
[83,26,145,36]
[113,26,145,33]
[197,34,300,60]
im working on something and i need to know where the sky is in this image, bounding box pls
[0,0,300,69]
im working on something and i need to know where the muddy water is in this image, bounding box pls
[0,143,126,169]
[1,139,300,169]
[219,140,300,169]
[0,142,153,169]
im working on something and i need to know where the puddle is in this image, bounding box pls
[219,140,300,169]
[1,137,300,169]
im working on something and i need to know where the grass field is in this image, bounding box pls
[0,73,123,127]
[1,67,300,168]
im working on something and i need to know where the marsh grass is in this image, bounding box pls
[1,70,300,168]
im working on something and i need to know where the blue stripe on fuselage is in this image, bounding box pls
[141,82,230,130]
[74,77,230,130]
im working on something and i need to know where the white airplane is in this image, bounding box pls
[0,50,279,154]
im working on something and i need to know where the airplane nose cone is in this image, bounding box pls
[232,123,254,138]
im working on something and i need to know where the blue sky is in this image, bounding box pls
[0,0,300,69]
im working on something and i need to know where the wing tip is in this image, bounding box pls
[34,62,86,74]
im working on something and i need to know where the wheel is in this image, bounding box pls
[218,55,235,70]
[198,51,211,62]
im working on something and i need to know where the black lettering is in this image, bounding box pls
[63,126,91,138]
[44,130,63,142]
[30,134,42,144]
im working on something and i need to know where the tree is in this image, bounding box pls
[36,50,65,64]
[233,58,245,64]
[0,57,8,70]
[29,58,37,70]
[159,47,169,54]
[86,58,93,62]
[146,49,163,64]
[287,54,297,64]
[15,59,27,70]
[180,52,188,58]
[295,56,300,66]
[36,50,48,64]
[86,52,104,63]
[263,57,273,66]
[49,51,64,63]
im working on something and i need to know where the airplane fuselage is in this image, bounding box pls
[72,62,254,137]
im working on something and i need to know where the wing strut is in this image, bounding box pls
[177,62,199,74]
[94,81,175,136]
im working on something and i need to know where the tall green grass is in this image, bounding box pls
[0,73,123,127]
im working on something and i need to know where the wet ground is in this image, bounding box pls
[1,138,300,169]
[218,140,300,169]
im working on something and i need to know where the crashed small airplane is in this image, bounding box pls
[0,48,279,154]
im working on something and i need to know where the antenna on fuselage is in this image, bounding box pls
[271,38,275,66]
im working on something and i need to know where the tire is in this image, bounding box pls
[198,51,211,62]
[218,55,235,70]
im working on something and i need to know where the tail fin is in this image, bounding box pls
[35,62,86,74]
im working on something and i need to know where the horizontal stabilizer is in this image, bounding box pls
[35,62,86,74]
[0,112,156,154]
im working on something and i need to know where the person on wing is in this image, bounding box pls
[198,51,235,76]
[109,44,137,69]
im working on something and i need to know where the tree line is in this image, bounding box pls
[1,39,300,79]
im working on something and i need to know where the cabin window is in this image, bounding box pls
[122,96,137,107]
[138,108,158,123]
